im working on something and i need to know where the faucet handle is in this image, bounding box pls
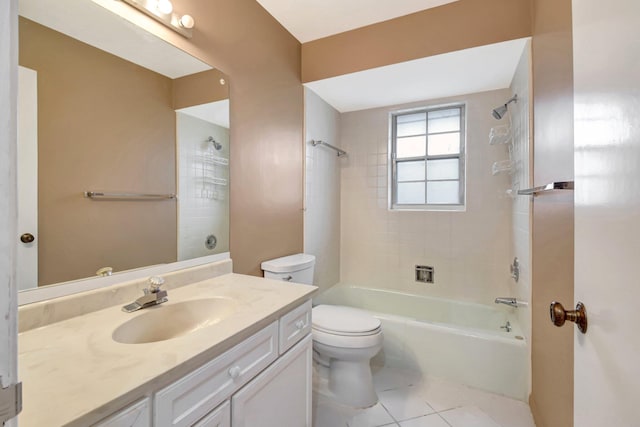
[148,276,165,293]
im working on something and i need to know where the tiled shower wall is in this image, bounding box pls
[339,90,514,305]
[508,43,533,350]
[177,112,230,261]
[304,88,341,291]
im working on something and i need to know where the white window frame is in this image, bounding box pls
[389,104,466,211]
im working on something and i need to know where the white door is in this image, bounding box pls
[17,65,38,291]
[0,0,20,426]
[573,0,640,425]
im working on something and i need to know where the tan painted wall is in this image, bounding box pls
[529,0,574,425]
[172,69,229,110]
[301,0,533,82]
[167,0,305,276]
[19,18,177,286]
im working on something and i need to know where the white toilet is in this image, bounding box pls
[261,253,383,409]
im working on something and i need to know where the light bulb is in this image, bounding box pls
[156,0,173,15]
[179,14,195,29]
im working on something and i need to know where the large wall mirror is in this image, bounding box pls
[17,0,230,296]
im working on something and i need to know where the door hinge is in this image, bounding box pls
[0,382,22,425]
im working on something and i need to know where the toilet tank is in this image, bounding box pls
[261,253,315,285]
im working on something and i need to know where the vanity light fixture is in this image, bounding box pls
[120,0,195,38]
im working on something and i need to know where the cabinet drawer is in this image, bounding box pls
[193,401,230,427]
[93,398,151,427]
[278,300,312,354]
[154,322,278,427]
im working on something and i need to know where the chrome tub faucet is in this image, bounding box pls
[494,297,519,308]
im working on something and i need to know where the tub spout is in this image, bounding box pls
[495,297,519,308]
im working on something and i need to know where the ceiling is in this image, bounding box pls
[255,0,459,43]
[304,38,529,113]
[178,99,231,129]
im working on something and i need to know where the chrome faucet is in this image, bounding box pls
[494,297,519,308]
[122,276,168,313]
[500,321,512,332]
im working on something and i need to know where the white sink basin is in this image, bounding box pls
[113,298,239,344]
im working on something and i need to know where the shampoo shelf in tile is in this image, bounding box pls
[516,181,574,196]
[198,155,229,166]
[200,177,228,186]
[84,191,176,200]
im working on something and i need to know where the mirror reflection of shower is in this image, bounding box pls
[492,94,518,119]
[208,136,222,151]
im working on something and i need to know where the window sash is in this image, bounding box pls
[391,105,465,209]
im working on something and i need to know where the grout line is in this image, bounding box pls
[437,412,454,427]
[379,401,399,424]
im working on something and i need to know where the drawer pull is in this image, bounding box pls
[295,320,305,330]
[228,366,242,379]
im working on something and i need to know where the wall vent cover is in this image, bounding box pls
[415,265,434,283]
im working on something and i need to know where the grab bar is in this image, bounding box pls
[517,181,574,196]
[84,191,176,200]
[311,140,347,157]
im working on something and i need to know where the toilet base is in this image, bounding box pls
[313,347,379,409]
[329,359,378,408]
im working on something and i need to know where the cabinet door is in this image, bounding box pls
[231,335,312,427]
[193,401,230,427]
[155,322,278,427]
[93,398,151,427]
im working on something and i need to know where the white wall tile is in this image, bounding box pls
[304,88,341,292]
[176,113,229,261]
[339,90,514,305]
[507,42,532,394]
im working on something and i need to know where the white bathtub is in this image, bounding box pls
[314,286,528,401]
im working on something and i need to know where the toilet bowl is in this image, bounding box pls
[312,304,383,408]
[260,254,384,408]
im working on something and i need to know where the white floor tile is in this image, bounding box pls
[398,414,450,427]
[316,366,535,427]
[462,391,535,427]
[417,376,485,412]
[372,365,422,392]
[439,406,502,427]
[313,393,352,427]
[379,386,436,422]
[347,402,397,427]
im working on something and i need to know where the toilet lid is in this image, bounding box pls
[312,305,381,335]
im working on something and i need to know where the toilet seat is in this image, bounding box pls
[312,327,383,349]
[312,305,383,348]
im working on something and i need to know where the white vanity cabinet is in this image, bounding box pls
[231,335,312,427]
[154,322,279,427]
[93,398,151,427]
[92,300,313,427]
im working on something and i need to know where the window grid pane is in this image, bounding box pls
[428,132,460,156]
[397,160,426,182]
[392,105,464,208]
[396,135,426,158]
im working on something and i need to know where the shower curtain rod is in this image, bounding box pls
[310,140,347,157]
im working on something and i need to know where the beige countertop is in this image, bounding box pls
[18,273,316,427]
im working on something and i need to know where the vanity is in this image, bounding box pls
[13,2,317,426]
[18,260,316,427]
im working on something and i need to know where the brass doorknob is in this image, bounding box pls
[20,233,35,243]
[550,301,587,334]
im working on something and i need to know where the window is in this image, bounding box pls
[390,105,465,210]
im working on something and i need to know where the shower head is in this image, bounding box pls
[207,136,222,151]
[492,94,518,120]
[492,105,508,120]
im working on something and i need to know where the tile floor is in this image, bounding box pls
[313,365,536,427]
